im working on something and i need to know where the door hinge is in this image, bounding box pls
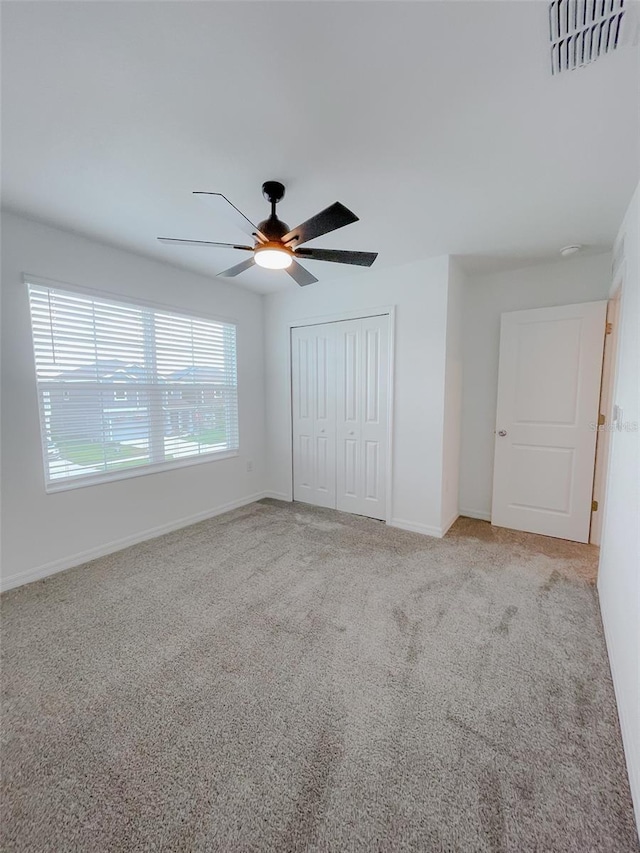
[598,413,605,426]
[592,500,598,512]
[606,322,613,334]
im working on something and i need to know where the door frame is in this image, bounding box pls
[590,273,624,544]
[286,306,396,524]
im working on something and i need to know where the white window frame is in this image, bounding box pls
[25,274,241,493]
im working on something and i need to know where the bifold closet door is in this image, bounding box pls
[292,315,389,520]
[291,323,337,509]
[335,317,389,520]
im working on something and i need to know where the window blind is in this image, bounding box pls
[27,281,239,490]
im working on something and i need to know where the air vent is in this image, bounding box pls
[549,0,626,73]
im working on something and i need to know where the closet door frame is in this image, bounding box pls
[287,306,395,524]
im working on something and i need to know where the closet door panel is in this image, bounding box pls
[336,320,361,513]
[336,316,389,520]
[292,324,337,508]
[360,316,388,514]
[364,440,380,501]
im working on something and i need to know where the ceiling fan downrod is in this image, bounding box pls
[258,181,289,241]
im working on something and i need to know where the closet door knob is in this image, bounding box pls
[319,428,325,433]
[349,430,355,435]
[498,430,507,437]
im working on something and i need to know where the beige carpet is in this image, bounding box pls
[1,499,637,852]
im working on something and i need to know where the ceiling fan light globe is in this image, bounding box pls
[254,245,292,270]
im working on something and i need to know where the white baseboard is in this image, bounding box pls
[261,491,291,502]
[0,491,269,593]
[389,518,443,538]
[459,507,492,522]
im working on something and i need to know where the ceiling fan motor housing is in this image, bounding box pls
[257,215,290,241]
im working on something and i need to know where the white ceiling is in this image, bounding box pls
[2,1,638,292]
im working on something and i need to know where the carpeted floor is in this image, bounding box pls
[1,499,637,852]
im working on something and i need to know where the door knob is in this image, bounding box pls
[498,430,507,437]
[349,430,355,435]
[319,428,325,433]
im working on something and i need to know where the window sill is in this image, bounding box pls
[44,449,240,494]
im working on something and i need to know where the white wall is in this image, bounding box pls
[598,183,640,829]
[441,258,465,532]
[0,212,266,589]
[264,255,453,536]
[459,252,612,520]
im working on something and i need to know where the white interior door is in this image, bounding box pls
[335,317,389,520]
[291,324,336,509]
[291,315,389,521]
[491,301,606,542]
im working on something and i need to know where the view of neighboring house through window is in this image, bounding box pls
[27,281,239,490]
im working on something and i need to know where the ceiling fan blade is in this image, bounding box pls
[158,237,253,250]
[286,260,318,287]
[294,248,377,267]
[217,257,256,278]
[282,202,359,247]
[193,192,267,242]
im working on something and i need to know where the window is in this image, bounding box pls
[27,280,239,491]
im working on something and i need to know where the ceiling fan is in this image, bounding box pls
[158,181,377,286]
